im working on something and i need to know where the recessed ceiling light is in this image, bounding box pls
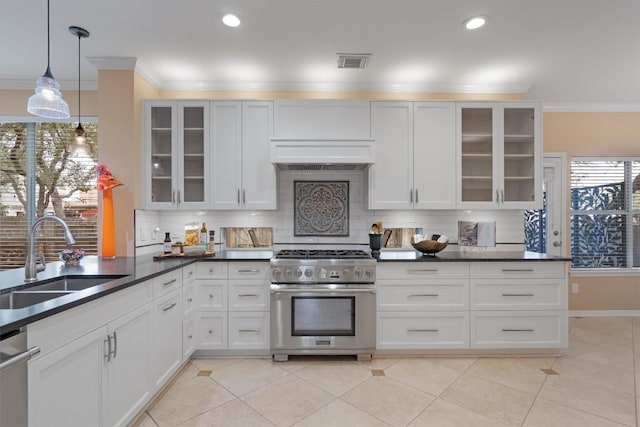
[222,14,240,27]
[463,15,488,30]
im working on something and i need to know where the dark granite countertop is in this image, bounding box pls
[0,250,273,334]
[376,250,571,262]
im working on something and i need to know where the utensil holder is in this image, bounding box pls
[369,233,382,256]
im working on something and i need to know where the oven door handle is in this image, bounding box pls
[270,288,376,294]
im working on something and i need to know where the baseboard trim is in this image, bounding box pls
[570,310,640,317]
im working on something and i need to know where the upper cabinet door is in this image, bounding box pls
[144,101,178,210]
[456,102,542,210]
[273,99,371,139]
[177,101,209,210]
[210,101,243,210]
[144,101,210,210]
[413,102,457,210]
[500,103,541,209]
[242,101,277,210]
[368,102,414,210]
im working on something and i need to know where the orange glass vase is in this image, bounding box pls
[101,188,116,258]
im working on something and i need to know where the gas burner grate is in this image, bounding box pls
[274,249,371,259]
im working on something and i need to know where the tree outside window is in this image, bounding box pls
[0,122,98,270]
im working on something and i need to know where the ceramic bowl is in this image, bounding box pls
[410,237,448,255]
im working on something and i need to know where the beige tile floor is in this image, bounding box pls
[133,317,639,427]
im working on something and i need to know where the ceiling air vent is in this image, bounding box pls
[337,53,371,69]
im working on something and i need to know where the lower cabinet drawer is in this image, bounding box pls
[195,313,227,349]
[377,312,469,349]
[378,280,468,311]
[470,279,564,310]
[228,312,270,350]
[228,282,269,311]
[470,311,567,348]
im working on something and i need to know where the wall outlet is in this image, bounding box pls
[572,283,579,294]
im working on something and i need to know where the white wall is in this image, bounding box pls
[135,169,524,254]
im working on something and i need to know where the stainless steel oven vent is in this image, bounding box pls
[337,53,371,69]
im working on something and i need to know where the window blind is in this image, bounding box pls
[570,158,640,269]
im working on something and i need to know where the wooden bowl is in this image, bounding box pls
[411,237,448,255]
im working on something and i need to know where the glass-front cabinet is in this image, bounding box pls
[144,101,209,210]
[457,102,541,209]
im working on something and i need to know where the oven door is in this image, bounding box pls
[270,287,376,355]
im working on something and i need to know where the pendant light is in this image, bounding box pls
[69,26,90,145]
[27,0,70,119]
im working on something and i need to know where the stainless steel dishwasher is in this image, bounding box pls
[0,328,40,427]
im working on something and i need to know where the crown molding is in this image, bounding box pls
[543,103,640,112]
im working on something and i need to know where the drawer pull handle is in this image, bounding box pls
[209,329,213,334]
[162,278,178,286]
[502,328,535,332]
[408,294,439,297]
[502,293,534,297]
[407,329,439,333]
[238,269,260,273]
[238,329,260,333]
[209,268,214,273]
[163,302,177,312]
[501,269,535,272]
[407,269,439,273]
[209,294,214,298]
[238,294,259,297]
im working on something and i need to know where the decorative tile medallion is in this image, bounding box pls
[294,181,349,236]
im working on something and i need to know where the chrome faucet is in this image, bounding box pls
[25,215,77,282]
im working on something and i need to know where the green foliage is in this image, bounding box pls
[0,122,98,217]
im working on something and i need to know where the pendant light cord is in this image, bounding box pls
[77,32,81,123]
[45,0,52,77]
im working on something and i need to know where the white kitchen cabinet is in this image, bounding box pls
[456,102,542,209]
[151,287,182,389]
[28,289,153,427]
[104,302,153,427]
[143,100,210,210]
[376,262,470,349]
[28,326,106,427]
[211,101,277,210]
[369,101,456,209]
[273,99,370,140]
[469,261,568,349]
[191,261,270,353]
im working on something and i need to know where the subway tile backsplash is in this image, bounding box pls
[135,170,524,252]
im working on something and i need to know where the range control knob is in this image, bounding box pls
[304,268,313,278]
[272,269,282,280]
[295,269,303,278]
[343,268,351,278]
[318,268,328,279]
[285,268,293,278]
[353,268,362,279]
[365,269,374,279]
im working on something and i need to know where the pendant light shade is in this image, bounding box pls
[27,0,70,119]
[69,26,90,145]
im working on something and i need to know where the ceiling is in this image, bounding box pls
[2,0,639,108]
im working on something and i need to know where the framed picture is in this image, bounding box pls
[294,181,349,236]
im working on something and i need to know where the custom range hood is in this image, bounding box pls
[270,138,375,170]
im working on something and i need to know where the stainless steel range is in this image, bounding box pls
[270,249,376,362]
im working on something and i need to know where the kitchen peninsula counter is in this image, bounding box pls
[0,250,273,334]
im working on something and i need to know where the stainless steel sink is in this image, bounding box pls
[0,275,129,309]
[22,275,128,292]
[0,291,75,309]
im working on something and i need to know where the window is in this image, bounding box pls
[570,158,640,269]
[0,122,98,270]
